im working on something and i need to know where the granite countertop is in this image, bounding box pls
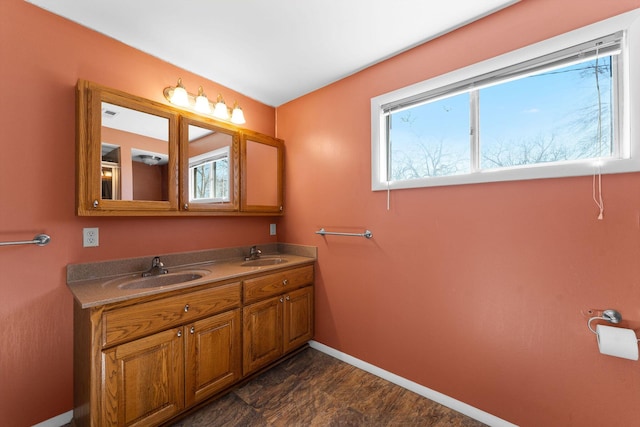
[67,243,317,309]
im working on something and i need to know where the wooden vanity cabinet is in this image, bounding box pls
[74,263,314,426]
[74,281,242,427]
[243,265,314,375]
[102,311,242,426]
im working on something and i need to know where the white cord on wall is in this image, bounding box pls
[593,49,605,220]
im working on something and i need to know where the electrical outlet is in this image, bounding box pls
[83,227,99,247]
[269,224,276,236]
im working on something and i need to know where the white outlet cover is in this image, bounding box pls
[83,227,99,247]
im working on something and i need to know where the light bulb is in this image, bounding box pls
[213,94,229,120]
[230,103,245,125]
[194,86,211,114]
[170,78,189,107]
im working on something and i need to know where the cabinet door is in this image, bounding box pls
[240,131,284,214]
[102,327,184,426]
[77,79,180,216]
[179,115,240,213]
[185,309,241,406]
[284,286,314,353]
[243,296,283,375]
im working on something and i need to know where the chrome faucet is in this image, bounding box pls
[245,246,262,261]
[142,256,169,277]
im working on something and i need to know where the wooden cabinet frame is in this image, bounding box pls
[240,130,285,214]
[76,79,284,216]
[77,80,179,215]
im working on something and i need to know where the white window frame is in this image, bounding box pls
[371,9,640,191]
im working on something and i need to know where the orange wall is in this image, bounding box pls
[0,1,278,425]
[4,0,640,425]
[277,0,640,426]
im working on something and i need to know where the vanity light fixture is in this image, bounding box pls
[163,78,246,125]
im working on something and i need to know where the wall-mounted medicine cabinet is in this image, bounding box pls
[241,131,284,214]
[76,80,283,216]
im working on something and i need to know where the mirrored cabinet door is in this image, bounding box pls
[179,115,239,212]
[240,131,284,214]
[77,80,179,215]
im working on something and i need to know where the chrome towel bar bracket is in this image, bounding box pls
[315,228,373,239]
[0,233,51,247]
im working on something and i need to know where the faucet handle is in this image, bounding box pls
[245,246,262,260]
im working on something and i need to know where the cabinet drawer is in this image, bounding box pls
[103,282,241,347]
[243,265,314,304]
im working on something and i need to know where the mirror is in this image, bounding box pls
[76,80,179,215]
[241,132,284,213]
[100,102,170,202]
[180,116,239,212]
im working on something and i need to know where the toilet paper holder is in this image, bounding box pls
[587,309,640,341]
[587,309,623,334]
[587,309,640,360]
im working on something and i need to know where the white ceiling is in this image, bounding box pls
[26,0,519,106]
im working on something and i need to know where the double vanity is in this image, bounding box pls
[69,80,303,425]
[67,244,316,426]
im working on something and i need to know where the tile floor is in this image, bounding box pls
[169,347,487,426]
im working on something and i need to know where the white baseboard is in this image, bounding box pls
[308,340,518,427]
[31,410,73,427]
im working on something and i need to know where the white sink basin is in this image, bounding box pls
[104,269,211,290]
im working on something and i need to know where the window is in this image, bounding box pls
[189,147,230,202]
[371,10,640,190]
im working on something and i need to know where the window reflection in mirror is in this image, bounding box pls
[186,124,233,205]
[100,102,169,201]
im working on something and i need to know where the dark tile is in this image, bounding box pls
[171,393,266,427]
[167,348,487,427]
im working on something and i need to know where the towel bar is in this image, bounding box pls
[0,234,51,247]
[315,228,373,239]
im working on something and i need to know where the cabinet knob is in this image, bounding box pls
[282,279,288,286]
[92,200,99,208]
[177,330,182,337]
[183,203,189,210]
[190,326,195,334]
[285,295,290,301]
[279,297,284,303]
[184,304,190,312]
